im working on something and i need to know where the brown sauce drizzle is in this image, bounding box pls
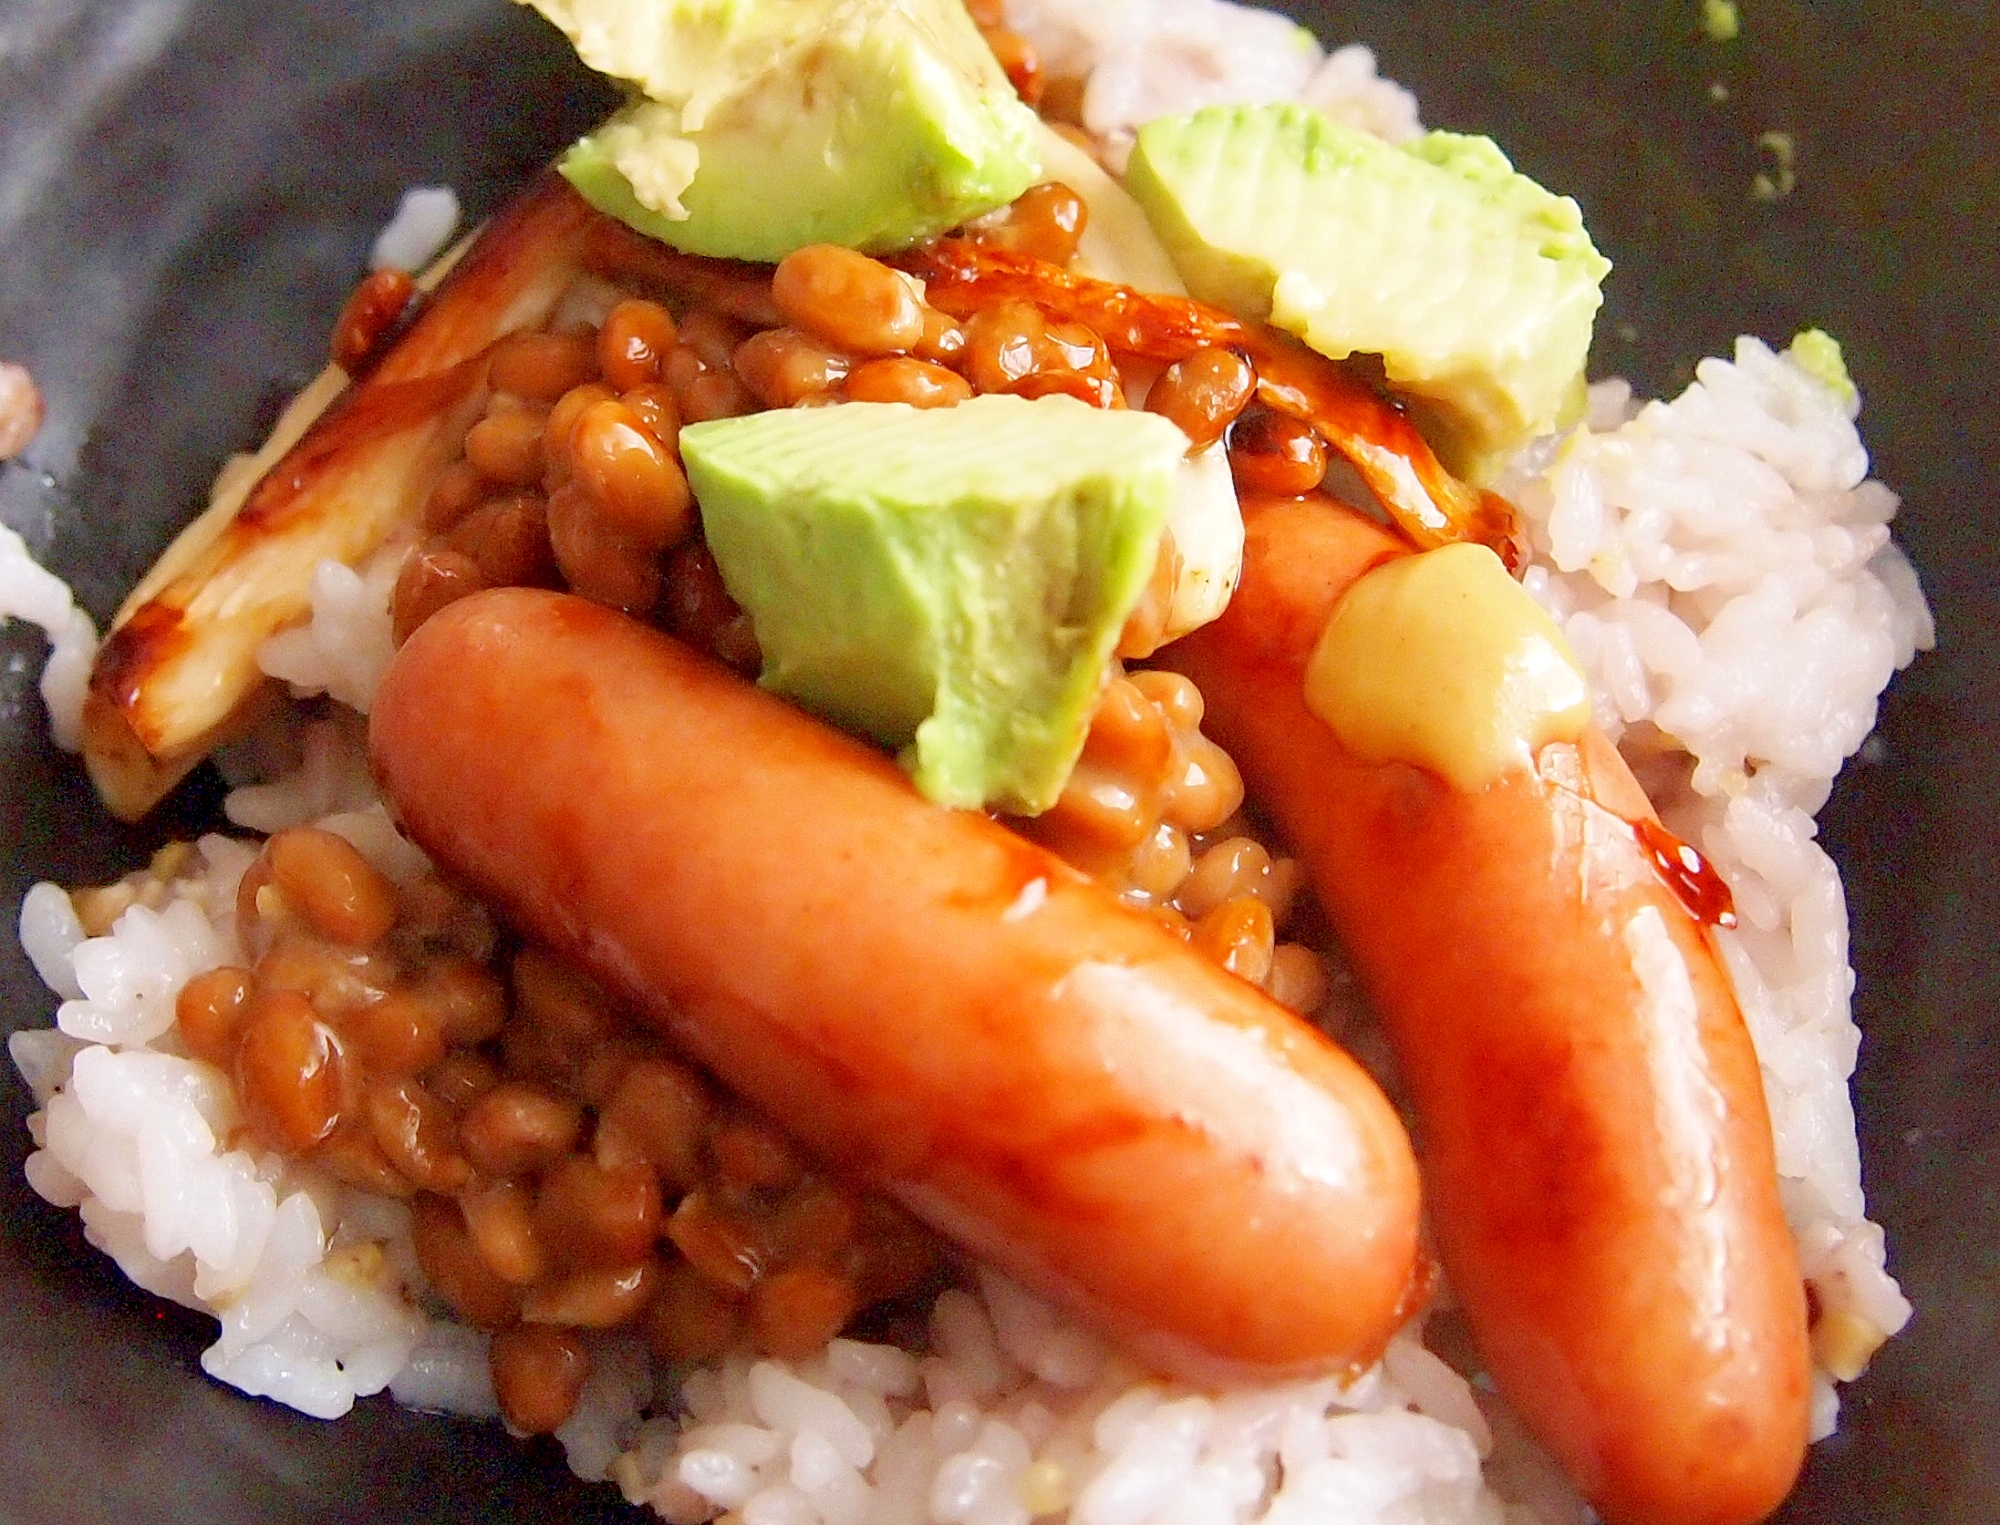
[1634,817,1739,929]
[895,240,1526,564]
[331,268,420,375]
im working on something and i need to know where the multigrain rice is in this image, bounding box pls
[5,2,1931,1520]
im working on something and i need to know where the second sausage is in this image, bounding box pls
[1165,492,1813,1525]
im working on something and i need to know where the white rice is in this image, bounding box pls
[4,4,1932,1521]
[608,1275,1538,1525]
[1504,340,1927,1434]
[1002,0,1420,168]
[9,833,433,1422]
[369,185,462,274]
[0,519,99,751]
[252,545,404,715]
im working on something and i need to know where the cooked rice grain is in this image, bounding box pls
[4,4,1935,1517]
[0,520,99,751]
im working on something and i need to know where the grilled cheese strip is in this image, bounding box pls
[83,176,600,820]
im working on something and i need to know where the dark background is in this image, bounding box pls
[1,2,1993,1520]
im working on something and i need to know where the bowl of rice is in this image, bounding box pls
[1,2,1994,1523]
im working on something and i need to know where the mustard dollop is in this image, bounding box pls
[1303,542,1590,791]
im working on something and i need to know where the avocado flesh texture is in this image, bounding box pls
[1125,103,1611,478]
[681,396,1186,814]
[530,0,1041,259]
[1787,328,1858,408]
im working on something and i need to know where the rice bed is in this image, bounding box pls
[5,3,1930,1522]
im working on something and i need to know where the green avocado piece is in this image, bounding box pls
[681,396,1187,814]
[523,0,1042,259]
[1124,102,1611,478]
[1786,329,1858,409]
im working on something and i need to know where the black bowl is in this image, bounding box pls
[1,3,1993,1521]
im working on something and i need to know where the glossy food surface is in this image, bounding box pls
[1,3,1995,1523]
[1169,492,1813,1525]
[370,587,1423,1383]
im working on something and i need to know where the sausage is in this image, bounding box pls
[1164,492,1812,1525]
[368,586,1423,1384]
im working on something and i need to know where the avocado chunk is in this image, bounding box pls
[681,396,1187,813]
[1124,102,1611,477]
[1786,329,1858,410]
[524,0,1042,260]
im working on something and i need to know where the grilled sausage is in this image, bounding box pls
[1165,491,1812,1525]
[369,585,1425,1384]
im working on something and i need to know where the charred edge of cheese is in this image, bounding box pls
[1303,542,1589,792]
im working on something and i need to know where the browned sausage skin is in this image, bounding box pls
[368,586,1424,1385]
[1165,492,1812,1525]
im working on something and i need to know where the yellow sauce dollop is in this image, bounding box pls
[1303,541,1591,791]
